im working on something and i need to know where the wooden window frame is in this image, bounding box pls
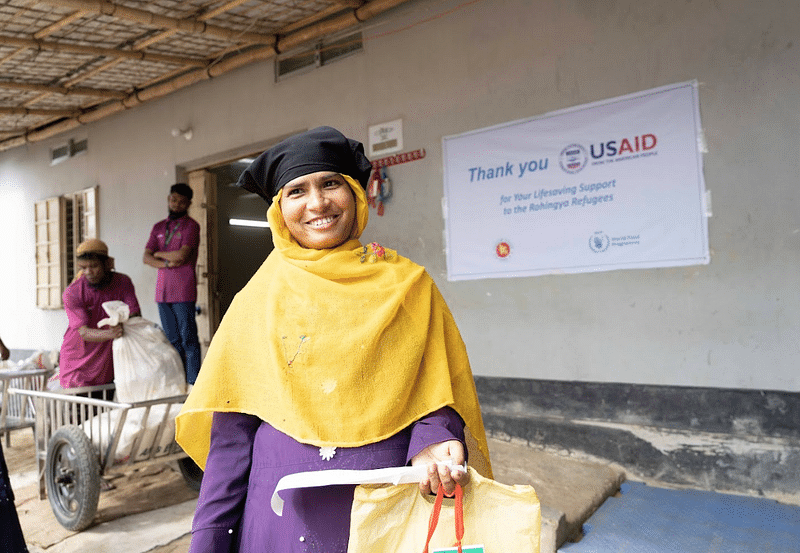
[34,186,99,309]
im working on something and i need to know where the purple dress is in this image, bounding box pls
[190,407,465,552]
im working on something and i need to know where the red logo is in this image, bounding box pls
[496,241,511,258]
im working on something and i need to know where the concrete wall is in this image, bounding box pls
[0,1,797,390]
[478,377,800,502]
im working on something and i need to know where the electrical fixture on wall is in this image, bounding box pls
[171,126,193,141]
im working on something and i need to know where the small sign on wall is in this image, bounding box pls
[368,119,403,157]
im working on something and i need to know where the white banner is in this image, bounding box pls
[442,81,709,281]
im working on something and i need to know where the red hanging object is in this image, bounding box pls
[367,167,390,216]
[366,148,425,216]
[422,483,464,553]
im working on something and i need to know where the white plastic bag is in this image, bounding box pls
[99,300,186,402]
[82,404,182,463]
[0,349,57,372]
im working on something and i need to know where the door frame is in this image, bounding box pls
[176,131,299,357]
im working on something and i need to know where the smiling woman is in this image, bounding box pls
[279,172,356,250]
[176,127,492,553]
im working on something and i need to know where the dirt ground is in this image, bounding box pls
[4,429,198,551]
[5,428,625,553]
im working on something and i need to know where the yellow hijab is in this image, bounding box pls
[176,176,491,476]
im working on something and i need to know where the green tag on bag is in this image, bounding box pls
[432,546,485,553]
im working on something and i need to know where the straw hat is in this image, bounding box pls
[76,238,109,257]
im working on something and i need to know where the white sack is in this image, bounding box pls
[99,300,186,402]
[82,404,182,463]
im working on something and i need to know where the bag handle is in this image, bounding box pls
[422,483,464,553]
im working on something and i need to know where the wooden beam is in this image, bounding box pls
[200,0,252,22]
[355,0,410,20]
[331,0,364,7]
[0,10,89,69]
[40,0,275,45]
[62,59,123,88]
[277,11,359,52]
[0,0,414,152]
[135,29,179,49]
[23,92,52,109]
[279,5,348,35]
[0,107,80,116]
[34,10,89,39]
[50,0,251,87]
[0,49,24,67]
[0,81,127,99]
[0,35,207,67]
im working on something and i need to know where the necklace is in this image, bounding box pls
[164,220,181,247]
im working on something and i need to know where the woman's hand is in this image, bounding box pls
[411,440,469,496]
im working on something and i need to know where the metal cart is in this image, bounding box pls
[8,384,202,531]
[0,367,52,446]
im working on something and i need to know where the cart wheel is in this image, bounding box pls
[45,425,101,531]
[178,455,204,491]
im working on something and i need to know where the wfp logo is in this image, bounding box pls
[589,232,609,253]
[559,144,588,174]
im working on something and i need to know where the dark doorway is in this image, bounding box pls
[209,160,273,319]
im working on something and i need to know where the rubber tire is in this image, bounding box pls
[178,455,204,492]
[45,425,101,531]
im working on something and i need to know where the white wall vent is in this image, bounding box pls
[50,143,70,165]
[50,138,88,165]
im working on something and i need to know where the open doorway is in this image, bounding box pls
[209,160,273,321]
[180,131,298,356]
[184,158,273,358]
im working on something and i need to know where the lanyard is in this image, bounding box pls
[164,220,181,247]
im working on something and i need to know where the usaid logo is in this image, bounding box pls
[590,133,657,159]
[559,144,588,174]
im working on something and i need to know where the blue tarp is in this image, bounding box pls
[559,481,800,553]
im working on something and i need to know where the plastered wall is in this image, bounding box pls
[1,0,797,391]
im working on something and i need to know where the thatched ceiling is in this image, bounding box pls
[0,0,410,152]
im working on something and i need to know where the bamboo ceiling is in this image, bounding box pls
[0,0,410,152]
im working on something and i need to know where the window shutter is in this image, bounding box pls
[34,186,100,309]
[34,197,67,309]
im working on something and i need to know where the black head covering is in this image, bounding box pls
[237,126,373,204]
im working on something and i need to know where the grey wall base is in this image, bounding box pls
[475,377,800,503]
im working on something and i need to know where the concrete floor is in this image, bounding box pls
[7,431,623,553]
[488,437,625,552]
